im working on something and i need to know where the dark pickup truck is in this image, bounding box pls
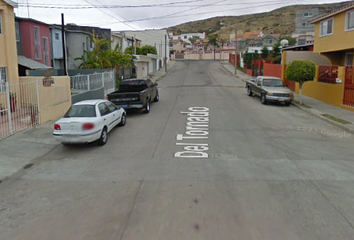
[107,78,159,113]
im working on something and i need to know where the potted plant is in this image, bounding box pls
[42,70,54,87]
[9,92,17,112]
[27,104,38,124]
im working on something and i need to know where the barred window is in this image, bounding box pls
[0,67,7,92]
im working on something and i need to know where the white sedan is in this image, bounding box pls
[53,100,126,146]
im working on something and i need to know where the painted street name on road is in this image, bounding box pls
[174,107,209,158]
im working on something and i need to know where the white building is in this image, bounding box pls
[120,29,170,69]
[169,32,206,45]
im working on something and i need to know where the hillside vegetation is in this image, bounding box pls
[168,1,351,38]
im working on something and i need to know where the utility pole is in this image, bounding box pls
[165,34,167,72]
[61,13,67,76]
[234,27,237,75]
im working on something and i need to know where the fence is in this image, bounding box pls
[318,65,339,84]
[70,70,116,97]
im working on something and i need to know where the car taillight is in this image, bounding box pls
[54,124,61,130]
[82,123,95,130]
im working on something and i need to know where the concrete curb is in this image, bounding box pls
[291,102,354,134]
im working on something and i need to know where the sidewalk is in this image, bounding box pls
[220,61,354,134]
[0,61,177,182]
[149,60,176,83]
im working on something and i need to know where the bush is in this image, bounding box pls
[286,60,316,83]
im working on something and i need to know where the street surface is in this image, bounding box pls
[1,61,354,240]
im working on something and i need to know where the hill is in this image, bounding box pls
[167,1,351,39]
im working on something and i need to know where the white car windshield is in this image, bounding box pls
[64,105,96,118]
[263,79,284,87]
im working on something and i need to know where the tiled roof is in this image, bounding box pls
[309,1,354,23]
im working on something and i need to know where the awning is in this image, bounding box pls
[17,55,52,70]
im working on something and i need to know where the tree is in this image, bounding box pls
[75,34,134,85]
[124,46,142,55]
[207,34,219,60]
[261,46,269,60]
[188,36,200,46]
[272,42,281,58]
[271,42,282,64]
[243,52,259,69]
[286,60,315,105]
[280,35,296,46]
[141,45,157,55]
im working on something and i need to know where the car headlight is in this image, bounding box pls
[267,93,273,96]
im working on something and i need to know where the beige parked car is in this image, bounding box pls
[246,76,294,106]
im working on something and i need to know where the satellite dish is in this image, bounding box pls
[280,39,289,47]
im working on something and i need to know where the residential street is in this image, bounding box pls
[1,60,354,240]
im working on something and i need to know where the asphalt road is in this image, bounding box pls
[1,61,354,240]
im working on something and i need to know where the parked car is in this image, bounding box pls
[246,76,294,106]
[53,100,126,146]
[107,78,159,114]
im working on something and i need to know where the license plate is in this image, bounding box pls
[279,99,284,102]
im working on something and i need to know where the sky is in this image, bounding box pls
[14,0,348,31]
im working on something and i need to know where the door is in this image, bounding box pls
[98,103,112,131]
[105,102,120,128]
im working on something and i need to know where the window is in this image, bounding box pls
[346,10,354,30]
[0,12,2,34]
[15,22,20,41]
[266,38,273,44]
[0,67,7,92]
[34,26,41,59]
[106,102,117,113]
[320,18,333,36]
[345,53,353,66]
[303,12,314,17]
[184,36,187,39]
[43,37,49,65]
[178,37,181,39]
[98,103,110,116]
[55,33,59,40]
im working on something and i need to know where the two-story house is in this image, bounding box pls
[0,0,18,88]
[309,3,354,66]
[15,17,52,76]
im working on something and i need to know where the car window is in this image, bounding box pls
[263,79,284,87]
[105,102,117,113]
[64,105,96,118]
[98,103,110,116]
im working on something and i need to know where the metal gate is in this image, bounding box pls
[343,66,354,107]
[0,80,40,139]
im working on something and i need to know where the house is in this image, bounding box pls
[309,3,354,66]
[279,2,354,111]
[112,32,141,53]
[169,39,186,53]
[65,28,94,69]
[15,17,53,76]
[50,25,65,69]
[122,29,170,69]
[169,32,206,45]
[0,0,18,87]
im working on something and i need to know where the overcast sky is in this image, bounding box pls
[14,0,348,31]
